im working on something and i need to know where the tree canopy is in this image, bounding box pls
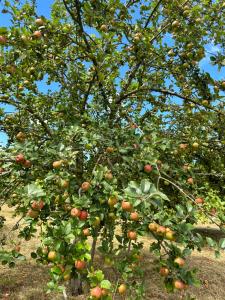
[0,0,225,298]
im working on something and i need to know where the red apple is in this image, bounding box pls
[71,208,81,217]
[79,210,88,221]
[81,181,90,191]
[156,226,166,235]
[187,177,194,184]
[23,160,32,168]
[35,18,44,26]
[173,280,185,290]
[195,197,204,204]
[122,201,132,212]
[75,260,86,270]
[0,35,7,44]
[130,212,139,221]
[27,209,39,219]
[174,257,185,267]
[159,267,169,276]
[127,230,137,240]
[16,154,25,163]
[33,31,42,38]
[82,228,90,236]
[144,164,153,173]
[90,286,102,299]
[179,143,188,150]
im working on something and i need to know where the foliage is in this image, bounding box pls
[0,0,225,298]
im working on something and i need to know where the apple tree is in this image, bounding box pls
[0,0,225,298]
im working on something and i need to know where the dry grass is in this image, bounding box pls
[1,206,225,300]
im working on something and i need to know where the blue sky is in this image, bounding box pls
[0,1,224,146]
[0,0,54,145]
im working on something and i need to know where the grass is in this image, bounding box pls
[1,205,225,300]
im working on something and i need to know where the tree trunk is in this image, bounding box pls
[70,278,83,296]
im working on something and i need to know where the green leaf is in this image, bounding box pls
[25,183,45,198]
[100,280,111,290]
[206,237,216,247]
[219,238,225,249]
[140,179,151,194]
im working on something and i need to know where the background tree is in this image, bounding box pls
[0,0,225,298]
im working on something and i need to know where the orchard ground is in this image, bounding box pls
[1,206,225,300]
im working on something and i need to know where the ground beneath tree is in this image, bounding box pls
[0,206,225,300]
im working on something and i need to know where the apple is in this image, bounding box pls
[174,257,185,267]
[195,197,204,204]
[221,81,225,89]
[82,228,90,236]
[118,284,127,294]
[134,32,142,41]
[105,172,113,180]
[48,251,57,261]
[35,18,44,26]
[81,181,91,191]
[179,143,188,150]
[31,201,40,211]
[79,210,88,220]
[100,24,107,32]
[71,208,81,217]
[165,230,175,241]
[202,100,209,106]
[33,31,42,38]
[16,131,26,141]
[172,20,180,28]
[173,280,185,290]
[144,164,153,173]
[23,160,32,168]
[192,142,199,149]
[14,245,21,252]
[148,223,158,231]
[75,259,86,270]
[93,216,101,227]
[0,35,7,45]
[39,200,44,210]
[61,180,69,188]
[121,201,132,212]
[159,267,169,276]
[130,212,139,221]
[90,286,102,299]
[58,264,65,273]
[108,196,117,207]
[108,212,116,220]
[106,146,114,153]
[127,230,137,240]
[187,177,194,184]
[21,35,29,42]
[16,153,25,163]
[27,209,39,219]
[156,226,166,235]
[101,289,108,296]
[63,272,71,281]
[0,168,4,174]
[210,208,217,215]
[52,160,63,168]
